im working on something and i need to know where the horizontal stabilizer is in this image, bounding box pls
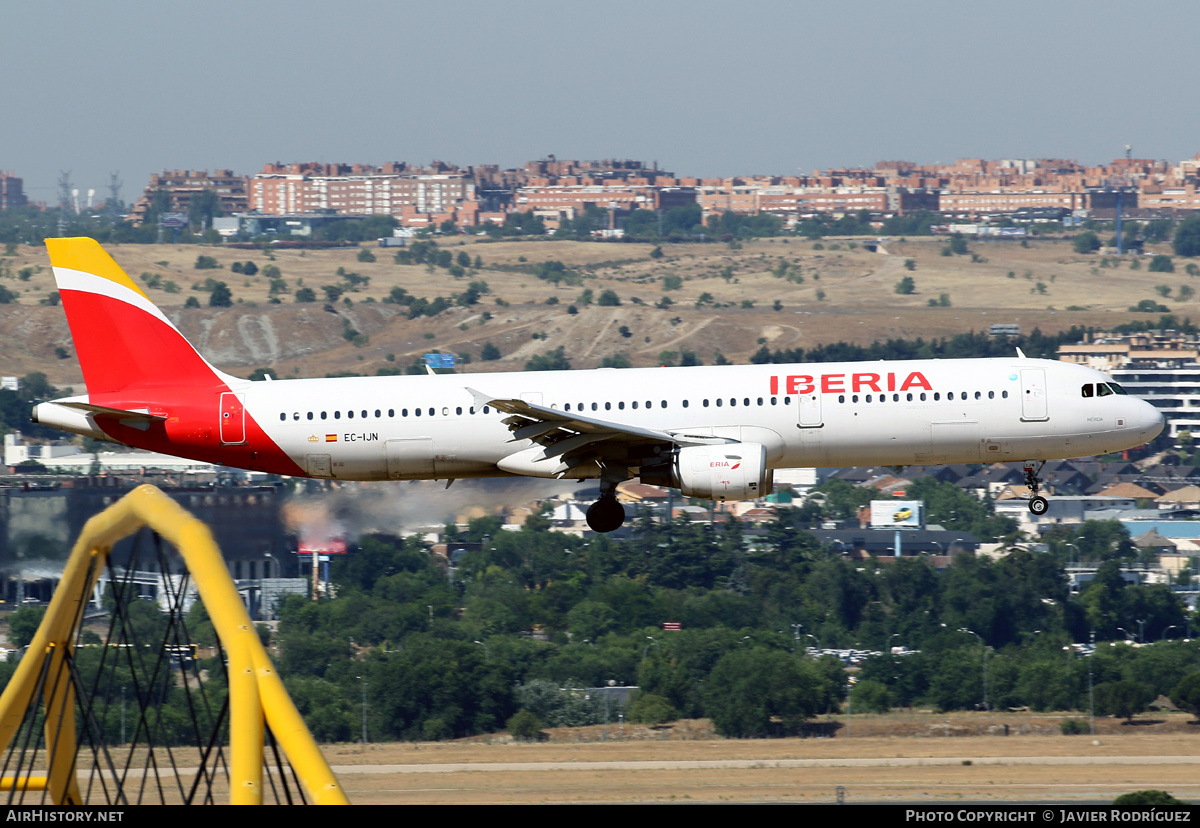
[58,402,167,422]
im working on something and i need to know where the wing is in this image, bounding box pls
[465,387,730,479]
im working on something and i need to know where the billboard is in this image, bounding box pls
[870,500,923,529]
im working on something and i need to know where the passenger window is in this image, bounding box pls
[375,409,381,418]
[279,413,285,422]
[852,395,859,403]
[1002,391,1009,399]
[839,395,845,403]
[292,412,299,421]
[348,410,354,419]
[321,411,327,420]
[565,403,571,411]
[703,399,709,407]
[362,410,368,418]
[484,406,491,414]
[605,402,612,410]
[974,391,981,400]
[307,412,313,420]
[428,408,434,416]
[592,403,598,411]
[682,400,689,408]
[770,397,777,405]
[920,393,927,401]
[716,399,723,407]
[415,409,421,417]
[456,407,462,415]
[934,393,940,401]
[988,391,994,399]
[631,401,638,409]
[388,409,394,417]
[661,400,667,408]
[906,393,913,401]
[757,398,763,406]
[618,402,625,410]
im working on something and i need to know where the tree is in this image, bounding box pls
[597,290,621,306]
[480,342,501,361]
[895,276,915,295]
[194,255,219,270]
[524,347,570,372]
[1073,231,1101,254]
[294,287,316,302]
[705,649,835,737]
[208,281,233,307]
[507,709,543,741]
[8,606,46,648]
[1149,255,1175,273]
[1170,672,1200,721]
[1094,679,1153,722]
[1173,215,1200,257]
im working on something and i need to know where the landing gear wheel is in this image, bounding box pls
[1023,460,1048,516]
[586,496,626,533]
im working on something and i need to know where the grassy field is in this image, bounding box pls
[322,713,1200,804]
[2,235,1193,386]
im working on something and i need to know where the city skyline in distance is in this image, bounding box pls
[5,0,1200,200]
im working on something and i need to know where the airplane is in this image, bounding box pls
[32,237,1164,533]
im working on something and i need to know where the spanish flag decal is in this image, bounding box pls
[325,434,337,442]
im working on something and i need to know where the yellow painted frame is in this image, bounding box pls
[0,484,348,805]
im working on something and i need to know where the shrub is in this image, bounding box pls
[507,709,543,741]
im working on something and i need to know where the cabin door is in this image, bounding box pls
[219,393,246,445]
[1020,369,1049,422]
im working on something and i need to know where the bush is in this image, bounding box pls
[895,276,915,295]
[507,709,543,741]
[1059,718,1089,735]
[1112,790,1188,808]
[194,255,219,270]
[627,692,679,725]
[357,248,376,263]
[1149,254,1175,273]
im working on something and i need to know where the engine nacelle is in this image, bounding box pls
[641,443,772,501]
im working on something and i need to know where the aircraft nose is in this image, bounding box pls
[1135,400,1165,440]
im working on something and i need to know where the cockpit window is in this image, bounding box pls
[1108,382,1128,395]
[1096,382,1112,397]
[1081,384,1094,398]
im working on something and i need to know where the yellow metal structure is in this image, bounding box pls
[0,484,349,805]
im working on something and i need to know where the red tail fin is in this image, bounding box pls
[47,238,225,396]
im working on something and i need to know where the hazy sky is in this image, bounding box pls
[5,1,1199,202]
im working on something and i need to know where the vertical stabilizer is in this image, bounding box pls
[47,238,226,396]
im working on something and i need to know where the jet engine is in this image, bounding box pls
[640,443,772,501]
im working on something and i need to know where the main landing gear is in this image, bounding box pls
[1023,460,1048,516]
[586,476,627,533]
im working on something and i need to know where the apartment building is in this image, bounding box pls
[129,170,248,224]
[0,172,26,211]
[249,161,479,227]
[1060,331,1200,439]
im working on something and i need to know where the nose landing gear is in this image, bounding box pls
[1024,460,1048,516]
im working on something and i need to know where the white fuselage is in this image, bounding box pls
[241,357,1163,481]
